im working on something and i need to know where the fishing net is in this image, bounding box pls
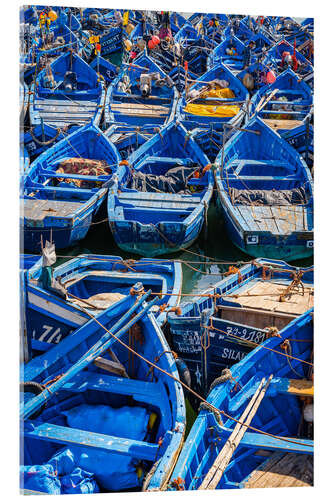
[129,166,198,194]
[230,186,309,206]
[55,157,112,188]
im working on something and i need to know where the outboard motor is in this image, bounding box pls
[140,73,152,97]
[63,71,78,92]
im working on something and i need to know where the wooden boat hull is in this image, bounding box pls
[168,308,313,490]
[108,121,214,257]
[166,258,313,399]
[23,254,182,356]
[22,124,121,252]
[176,63,249,131]
[105,52,177,128]
[30,52,105,128]
[215,191,314,261]
[109,211,206,257]
[21,294,186,492]
[23,180,107,252]
[214,117,314,261]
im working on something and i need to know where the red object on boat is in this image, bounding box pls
[151,35,160,45]
[266,70,276,84]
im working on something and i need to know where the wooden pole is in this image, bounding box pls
[198,374,273,490]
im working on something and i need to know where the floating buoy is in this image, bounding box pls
[124,39,132,51]
[47,10,58,22]
[125,22,135,34]
[151,35,160,46]
[243,73,254,90]
[137,39,146,51]
[266,70,276,84]
[148,39,155,50]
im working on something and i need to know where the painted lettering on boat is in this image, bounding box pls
[221,348,246,361]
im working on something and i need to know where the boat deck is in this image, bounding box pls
[219,280,314,330]
[243,452,313,488]
[118,191,201,209]
[111,102,170,118]
[33,98,99,126]
[228,280,314,314]
[23,198,82,220]
[235,204,310,234]
[263,118,304,130]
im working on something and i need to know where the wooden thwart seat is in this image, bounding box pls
[24,420,159,461]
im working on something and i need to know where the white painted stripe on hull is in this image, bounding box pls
[27,291,87,326]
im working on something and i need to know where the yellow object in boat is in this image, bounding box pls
[200,87,235,99]
[184,103,240,117]
[148,412,158,430]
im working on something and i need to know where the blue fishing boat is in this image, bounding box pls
[105,123,159,159]
[249,68,313,136]
[224,23,254,44]
[283,122,313,170]
[21,287,185,493]
[173,24,218,77]
[167,66,198,94]
[108,121,214,256]
[128,19,155,43]
[215,116,314,261]
[166,257,313,399]
[168,308,313,490]
[23,252,182,356]
[89,55,118,85]
[263,40,313,80]
[237,62,272,93]
[23,123,78,163]
[105,51,176,128]
[176,63,249,131]
[99,26,124,60]
[30,52,105,128]
[174,22,201,45]
[301,18,314,31]
[33,23,82,62]
[208,36,248,72]
[189,127,224,162]
[20,80,29,123]
[22,124,122,252]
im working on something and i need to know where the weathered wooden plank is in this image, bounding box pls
[243,452,313,488]
[24,199,82,219]
[236,206,258,231]
[263,119,304,130]
[199,376,273,490]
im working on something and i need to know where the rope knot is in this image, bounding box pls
[199,401,222,425]
[171,477,185,491]
[265,326,281,339]
[280,339,290,352]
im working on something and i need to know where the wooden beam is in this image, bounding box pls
[94,356,129,378]
[199,375,273,490]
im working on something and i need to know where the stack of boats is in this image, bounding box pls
[20,7,314,495]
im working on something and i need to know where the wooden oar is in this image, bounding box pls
[256,88,279,114]
[198,374,273,490]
